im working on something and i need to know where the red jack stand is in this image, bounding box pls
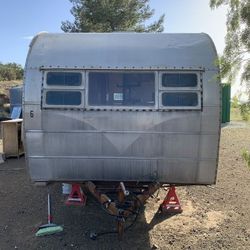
[160,186,182,214]
[66,184,87,206]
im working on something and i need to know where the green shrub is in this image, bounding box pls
[231,96,239,108]
[239,103,250,121]
[0,63,23,81]
[242,149,250,169]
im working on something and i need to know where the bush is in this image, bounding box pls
[242,149,250,169]
[239,103,250,121]
[231,96,240,108]
[0,63,23,81]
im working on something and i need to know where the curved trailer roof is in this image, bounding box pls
[26,32,218,71]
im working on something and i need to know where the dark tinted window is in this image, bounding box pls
[46,91,81,105]
[88,72,155,106]
[47,72,82,86]
[162,92,198,107]
[162,73,197,87]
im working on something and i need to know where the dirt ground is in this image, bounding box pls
[0,127,250,250]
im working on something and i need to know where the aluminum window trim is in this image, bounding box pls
[159,90,202,110]
[44,71,85,89]
[159,71,202,91]
[85,70,158,110]
[42,89,85,108]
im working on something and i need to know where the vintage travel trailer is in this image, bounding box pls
[23,32,221,186]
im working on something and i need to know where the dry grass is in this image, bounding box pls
[0,80,22,96]
[231,107,250,123]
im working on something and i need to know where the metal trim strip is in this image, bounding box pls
[39,67,206,71]
[25,130,219,135]
[28,155,217,161]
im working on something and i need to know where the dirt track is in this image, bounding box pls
[0,127,250,249]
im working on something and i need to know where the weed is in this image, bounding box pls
[239,103,250,121]
[242,149,250,169]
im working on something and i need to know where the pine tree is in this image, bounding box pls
[61,0,165,33]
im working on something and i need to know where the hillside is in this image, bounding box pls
[0,80,22,96]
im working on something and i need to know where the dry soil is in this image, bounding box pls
[0,127,250,250]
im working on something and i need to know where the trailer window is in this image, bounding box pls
[162,73,197,87]
[46,91,81,105]
[46,72,82,86]
[162,92,198,107]
[88,72,155,106]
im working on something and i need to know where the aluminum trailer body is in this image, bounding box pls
[23,32,221,185]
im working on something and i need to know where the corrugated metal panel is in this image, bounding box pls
[221,84,231,123]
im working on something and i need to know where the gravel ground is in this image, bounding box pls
[0,127,249,250]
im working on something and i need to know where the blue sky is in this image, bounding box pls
[0,0,227,66]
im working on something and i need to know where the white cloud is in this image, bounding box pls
[22,36,34,40]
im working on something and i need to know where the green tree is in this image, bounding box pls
[210,0,250,92]
[8,63,23,80]
[61,0,165,33]
[0,63,23,81]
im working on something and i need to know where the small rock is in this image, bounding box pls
[151,243,159,249]
[169,239,175,245]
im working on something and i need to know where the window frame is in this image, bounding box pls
[44,71,85,89]
[159,71,202,110]
[42,70,85,109]
[159,91,201,110]
[42,89,84,108]
[85,70,158,110]
[41,69,203,111]
[159,71,201,91]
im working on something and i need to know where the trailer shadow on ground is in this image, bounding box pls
[0,157,178,250]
